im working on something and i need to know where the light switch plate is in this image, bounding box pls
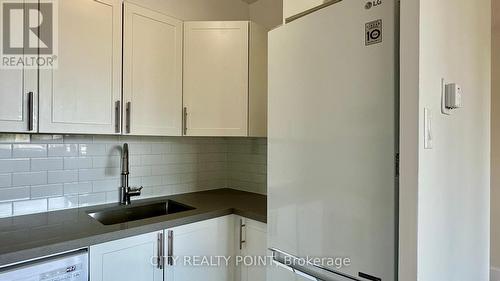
[424,108,433,149]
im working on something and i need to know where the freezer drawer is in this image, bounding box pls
[0,249,88,281]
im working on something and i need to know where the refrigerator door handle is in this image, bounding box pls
[269,248,362,281]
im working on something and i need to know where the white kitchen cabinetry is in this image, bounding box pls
[38,0,122,134]
[0,19,38,133]
[165,216,236,281]
[236,217,267,281]
[90,231,163,281]
[123,3,183,136]
[0,69,37,133]
[183,21,268,137]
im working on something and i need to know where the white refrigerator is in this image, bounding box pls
[268,1,398,281]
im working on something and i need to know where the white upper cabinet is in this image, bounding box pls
[183,21,249,137]
[183,21,268,137]
[0,12,38,133]
[0,66,37,133]
[38,0,122,134]
[90,231,163,281]
[123,3,183,136]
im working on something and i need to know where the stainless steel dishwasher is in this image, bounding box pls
[0,249,88,281]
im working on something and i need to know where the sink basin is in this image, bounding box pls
[88,200,195,225]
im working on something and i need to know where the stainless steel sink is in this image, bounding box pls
[88,200,195,225]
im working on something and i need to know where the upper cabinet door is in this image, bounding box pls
[38,0,122,134]
[123,3,183,136]
[183,21,249,137]
[0,10,38,133]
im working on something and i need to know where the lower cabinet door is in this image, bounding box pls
[165,216,235,281]
[237,217,267,281]
[90,231,163,281]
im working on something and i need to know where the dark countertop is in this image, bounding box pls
[0,188,266,267]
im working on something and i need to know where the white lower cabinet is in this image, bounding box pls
[90,231,163,281]
[236,217,268,281]
[89,216,266,281]
[164,215,236,281]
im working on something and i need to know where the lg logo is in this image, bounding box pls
[365,0,382,10]
[2,1,54,55]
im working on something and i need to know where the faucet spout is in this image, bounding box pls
[122,143,129,174]
[120,143,142,205]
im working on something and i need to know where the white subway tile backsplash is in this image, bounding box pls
[0,135,267,217]
[31,158,64,171]
[129,166,151,177]
[128,177,142,187]
[64,182,92,195]
[31,184,63,198]
[105,144,122,156]
[31,135,63,144]
[92,156,120,168]
[12,144,47,158]
[105,191,119,203]
[12,172,47,186]
[79,144,106,156]
[151,143,171,154]
[0,174,11,188]
[0,186,30,202]
[79,168,119,181]
[162,174,182,185]
[0,158,30,173]
[13,199,47,215]
[48,196,78,211]
[78,193,106,207]
[48,144,78,157]
[128,143,152,155]
[0,203,12,218]
[0,134,30,143]
[141,155,164,165]
[63,135,93,143]
[142,176,162,187]
[92,180,119,193]
[0,144,11,158]
[63,157,92,169]
[48,170,78,184]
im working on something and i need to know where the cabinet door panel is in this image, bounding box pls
[90,231,163,281]
[165,216,235,281]
[183,21,249,137]
[0,5,37,134]
[39,0,121,134]
[123,3,183,136]
[0,71,27,132]
[238,218,267,281]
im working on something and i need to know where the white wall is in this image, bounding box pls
[401,0,491,280]
[249,0,283,30]
[127,0,250,21]
[491,0,500,278]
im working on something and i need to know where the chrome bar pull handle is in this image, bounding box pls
[183,107,188,135]
[167,230,174,266]
[269,248,362,281]
[239,218,246,250]
[126,102,131,134]
[114,100,121,133]
[27,92,34,131]
[157,232,164,269]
